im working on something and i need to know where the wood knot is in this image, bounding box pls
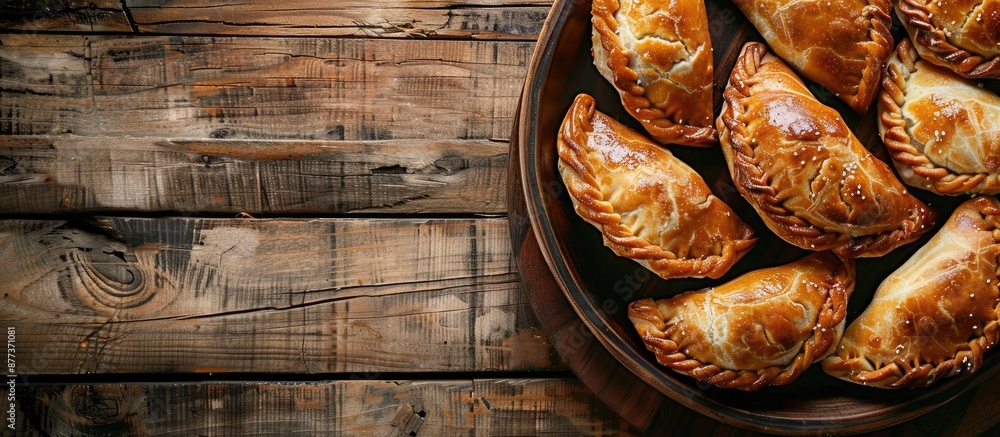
[65,247,172,315]
[29,386,150,436]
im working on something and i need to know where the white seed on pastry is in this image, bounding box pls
[897,0,1000,79]
[879,38,1000,195]
[717,42,935,258]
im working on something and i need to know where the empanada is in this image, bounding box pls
[558,93,756,280]
[822,197,1000,389]
[730,0,893,113]
[591,0,716,147]
[718,42,935,259]
[897,0,1000,79]
[629,251,855,391]
[880,38,1000,196]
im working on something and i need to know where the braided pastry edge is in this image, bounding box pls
[719,42,934,258]
[897,0,1000,79]
[821,196,1000,388]
[627,254,855,391]
[591,0,716,147]
[879,38,1000,195]
[557,94,755,280]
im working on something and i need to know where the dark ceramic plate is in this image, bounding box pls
[511,0,1000,434]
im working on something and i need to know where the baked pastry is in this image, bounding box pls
[897,0,1000,79]
[730,0,893,113]
[717,42,935,258]
[591,0,716,147]
[629,251,855,391]
[823,197,1000,388]
[880,38,1000,196]
[557,93,756,280]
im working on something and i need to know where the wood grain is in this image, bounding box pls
[0,1,552,39]
[0,217,558,374]
[0,135,507,214]
[11,378,1000,436]
[0,34,530,141]
[0,0,129,33]
[12,378,626,436]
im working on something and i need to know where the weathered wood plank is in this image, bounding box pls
[128,1,551,40]
[0,136,507,214]
[12,376,1000,436]
[11,379,626,436]
[0,1,552,39]
[0,0,129,33]
[0,217,557,374]
[0,34,531,141]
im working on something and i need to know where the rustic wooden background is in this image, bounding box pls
[1,1,999,435]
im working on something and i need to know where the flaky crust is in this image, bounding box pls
[897,0,1000,79]
[717,42,935,258]
[730,0,893,113]
[557,94,756,279]
[823,197,1000,388]
[879,39,1000,196]
[591,0,716,147]
[629,252,855,391]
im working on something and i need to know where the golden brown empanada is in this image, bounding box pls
[717,42,935,259]
[591,0,716,147]
[880,38,1000,196]
[629,251,855,391]
[897,0,1000,79]
[730,0,893,113]
[822,197,1000,389]
[558,94,756,280]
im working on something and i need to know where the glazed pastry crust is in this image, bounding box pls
[822,197,1000,389]
[629,252,855,391]
[730,0,893,113]
[897,0,1000,79]
[557,94,756,280]
[879,39,1000,196]
[591,0,716,147]
[718,42,936,258]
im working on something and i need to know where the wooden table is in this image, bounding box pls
[1,1,998,435]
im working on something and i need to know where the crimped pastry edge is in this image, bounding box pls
[557,93,755,279]
[841,0,895,113]
[821,197,1000,389]
[590,0,716,147]
[878,38,1000,195]
[628,252,855,391]
[729,0,893,114]
[718,41,934,258]
[896,0,1000,79]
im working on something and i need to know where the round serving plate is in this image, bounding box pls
[509,0,1000,434]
